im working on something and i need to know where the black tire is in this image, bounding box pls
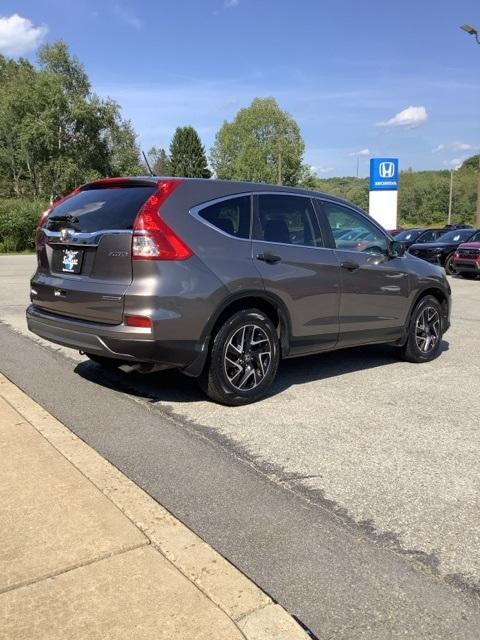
[444,252,457,276]
[84,353,121,369]
[394,295,443,363]
[199,308,280,406]
[459,272,478,280]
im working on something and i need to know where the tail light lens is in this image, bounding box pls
[132,179,192,261]
[36,208,52,230]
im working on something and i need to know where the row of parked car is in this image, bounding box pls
[390,224,480,278]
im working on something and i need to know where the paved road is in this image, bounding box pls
[1,254,480,638]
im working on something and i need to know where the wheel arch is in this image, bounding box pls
[401,286,449,345]
[182,290,292,377]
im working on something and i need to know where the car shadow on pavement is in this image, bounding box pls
[74,340,449,405]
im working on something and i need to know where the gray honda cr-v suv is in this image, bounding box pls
[27,177,451,405]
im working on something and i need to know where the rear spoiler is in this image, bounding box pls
[80,177,160,191]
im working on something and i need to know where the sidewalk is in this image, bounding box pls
[0,374,309,640]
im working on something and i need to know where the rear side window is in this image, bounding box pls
[197,196,251,239]
[46,186,156,233]
[255,195,323,247]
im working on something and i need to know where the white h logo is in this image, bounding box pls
[379,162,395,178]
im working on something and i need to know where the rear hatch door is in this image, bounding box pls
[33,180,156,324]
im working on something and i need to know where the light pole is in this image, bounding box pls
[460,24,480,44]
[459,24,480,226]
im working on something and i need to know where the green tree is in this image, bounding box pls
[169,126,210,178]
[147,147,171,175]
[0,41,141,199]
[210,97,305,186]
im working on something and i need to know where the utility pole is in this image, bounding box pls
[448,169,454,224]
[277,142,283,185]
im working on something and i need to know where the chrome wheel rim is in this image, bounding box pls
[224,324,272,391]
[415,306,440,353]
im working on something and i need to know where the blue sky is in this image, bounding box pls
[1,0,479,176]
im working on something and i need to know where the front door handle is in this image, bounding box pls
[256,252,282,264]
[340,260,360,271]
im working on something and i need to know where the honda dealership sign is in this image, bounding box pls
[369,158,399,228]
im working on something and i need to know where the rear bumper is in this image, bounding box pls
[26,304,203,370]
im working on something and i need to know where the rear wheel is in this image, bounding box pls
[84,353,121,369]
[459,272,478,279]
[394,295,443,363]
[199,309,280,406]
[444,253,457,275]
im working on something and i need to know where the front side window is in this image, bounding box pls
[323,201,388,254]
[256,195,323,247]
[198,196,251,239]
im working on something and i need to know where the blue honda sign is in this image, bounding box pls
[369,158,399,191]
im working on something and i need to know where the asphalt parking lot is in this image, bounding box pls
[1,254,480,609]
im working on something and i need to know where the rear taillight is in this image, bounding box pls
[132,179,192,261]
[36,208,51,230]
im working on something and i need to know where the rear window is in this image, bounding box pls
[46,186,156,233]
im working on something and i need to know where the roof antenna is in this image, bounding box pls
[142,150,155,176]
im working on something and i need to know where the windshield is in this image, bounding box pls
[437,229,474,243]
[395,229,422,242]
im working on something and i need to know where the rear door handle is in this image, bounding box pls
[256,252,282,264]
[340,260,360,271]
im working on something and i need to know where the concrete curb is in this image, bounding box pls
[0,373,310,640]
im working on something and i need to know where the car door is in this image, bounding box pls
[252,193,340,355]
[320,199,410,347]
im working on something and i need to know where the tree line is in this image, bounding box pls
[0,40,478,232]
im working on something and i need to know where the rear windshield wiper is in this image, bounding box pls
[50,214,80,224]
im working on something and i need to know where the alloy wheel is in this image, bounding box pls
[224,324,272,391]
[415,306,440,353]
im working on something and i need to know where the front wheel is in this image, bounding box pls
[199,309,280,406]
[394,295,443,363]
[444,253,458,275]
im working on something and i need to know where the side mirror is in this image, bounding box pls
[388,240,406,258]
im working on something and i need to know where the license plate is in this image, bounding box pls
[61,248,84,273]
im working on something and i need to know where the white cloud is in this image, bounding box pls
[315,165,335,174]
[433,141,476,153]
[0,14,47,55]
[376,105,428,128]
[444,158,466,169]
[224,0,240,7]
[113,5,142,29]
[348,148,371,157]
